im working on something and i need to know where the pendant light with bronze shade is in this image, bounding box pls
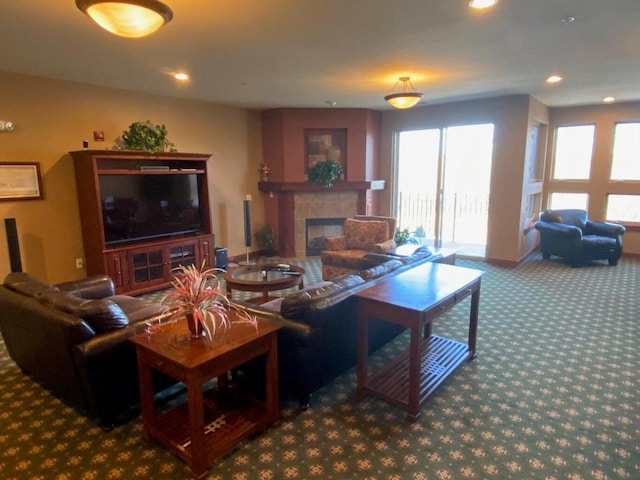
[75,0,173,38]
[384,77,424,109]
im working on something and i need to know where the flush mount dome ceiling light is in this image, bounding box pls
[468,0,499,9]
[75,0,173,38]
[384,77,424,109]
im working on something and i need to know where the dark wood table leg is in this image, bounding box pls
[468,283,481,360]
[186,373,207,480]
[407,317,421,421]
[136,354,155,442]
[265,332,279,425]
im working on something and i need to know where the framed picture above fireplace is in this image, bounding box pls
[304,128,347,176]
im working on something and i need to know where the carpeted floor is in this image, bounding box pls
[0,254,638,479]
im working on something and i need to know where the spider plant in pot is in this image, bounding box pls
[161,262,256,340]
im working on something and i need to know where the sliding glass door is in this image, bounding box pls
[396,123,494,258]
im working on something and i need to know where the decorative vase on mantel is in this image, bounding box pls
[258,162,270,182]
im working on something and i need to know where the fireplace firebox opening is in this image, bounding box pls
[305,217,346,256]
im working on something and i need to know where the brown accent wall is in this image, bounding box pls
[0,71,263,283]
[261,108,381,183]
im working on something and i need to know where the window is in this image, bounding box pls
[552,125,595,180]
[611,122,640,180]
[607,194,640,223]
[548,193,588,211]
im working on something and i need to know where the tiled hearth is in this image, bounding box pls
[294,191,357,257]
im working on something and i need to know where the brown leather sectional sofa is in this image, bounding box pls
[0,272,173,428]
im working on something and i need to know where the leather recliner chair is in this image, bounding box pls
[534,209,625,267]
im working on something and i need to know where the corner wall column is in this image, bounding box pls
[278,192,296,257]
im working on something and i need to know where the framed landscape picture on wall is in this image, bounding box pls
[0,162,43,201]
[304,128,347,176]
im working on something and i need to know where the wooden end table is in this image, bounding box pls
[130,313,281,480]
[223,264,305,303]
[355,262,482,421]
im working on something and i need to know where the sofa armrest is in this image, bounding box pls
[230,300,312,343]
[370,238,397,253]
[72,315,168,426]
[324,236,347,251]
[56,275,116,299]
[585,220,625,238]
[534,221,582,238]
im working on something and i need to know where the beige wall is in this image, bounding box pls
[0,71,263,283]
[380,94,543,264]
[547,101,640,255]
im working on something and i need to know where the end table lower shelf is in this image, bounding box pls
[151,387,268,465]
[360,335,471,412]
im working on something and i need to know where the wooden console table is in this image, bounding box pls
[130,314,281,479]
[355,262,482,420]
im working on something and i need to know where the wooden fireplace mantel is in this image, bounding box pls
[258,180,385,193]
[258,180,386,257]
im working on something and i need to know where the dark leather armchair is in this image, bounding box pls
[535,209,625,267]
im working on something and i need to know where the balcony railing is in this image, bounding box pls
[397,192,489,256]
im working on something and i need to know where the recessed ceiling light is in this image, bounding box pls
[174,72,189,81]
[468,0,499,9]
[603,96,615,103]
[546,75,563,84]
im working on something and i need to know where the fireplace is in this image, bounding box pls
[305,217,346,256]
[257,180,385,257]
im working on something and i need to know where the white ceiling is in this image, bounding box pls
[2,0,639,110]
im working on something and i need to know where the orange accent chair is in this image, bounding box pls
[320,215,396,280]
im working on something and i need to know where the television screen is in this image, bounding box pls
[99,174,204,246]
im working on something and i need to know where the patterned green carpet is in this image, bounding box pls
[0,254,638,479]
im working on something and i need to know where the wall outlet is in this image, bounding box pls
[76,258,85,269]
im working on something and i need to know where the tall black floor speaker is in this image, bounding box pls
[240,197,254,265]
[243,198,252,247]
[4,218,22,272]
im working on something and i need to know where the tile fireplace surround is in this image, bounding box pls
[295,191,357,257]
[258,180,385,258]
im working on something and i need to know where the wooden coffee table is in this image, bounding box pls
[223,263,305,303]
[130,313,281,480]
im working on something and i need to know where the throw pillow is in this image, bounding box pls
[39,289,88,312]
[79,299,129,333]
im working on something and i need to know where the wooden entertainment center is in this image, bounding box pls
[70,150,214,295]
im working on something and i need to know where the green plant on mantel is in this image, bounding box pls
[122,121,176,153]
[308,160,343,188]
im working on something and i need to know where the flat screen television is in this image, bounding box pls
[99,173,205,247]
